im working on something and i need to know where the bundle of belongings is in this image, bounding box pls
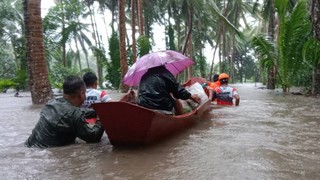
[180,82,209,113]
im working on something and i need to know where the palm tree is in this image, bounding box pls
[23,0,52,104]
[137,0,144,36]
[267,0,276,89]
[83,0,104,87]
[119,0,129,92]
[256,0,277,88]
[253,0,311,92]
[309,0,320,95]
[276,0,311,92]
[0,0,25,78]
[131,0,137,63]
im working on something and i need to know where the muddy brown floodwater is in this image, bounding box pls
[0,83,319,180]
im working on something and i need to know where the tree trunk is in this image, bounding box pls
[312,67,320,95]
[187,32,193,79]
[177,22,181,51]
[88,5,103,87]
[119,0,129,92]
[311,0,320,95]
[111,0,116,32]
[92,8,103,87]
[131,0,137,63]
[199,50,206,78]
[209,29,221,80]
[181,7,193,55]
[61,0,66,67]
[231,35,235,83]
[137,0,144,36]
[267,0,276,89]
[23,0,52,104]
[74,35,82,70]
[210,1,228,79]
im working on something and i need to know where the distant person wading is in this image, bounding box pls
[213,73,240,106]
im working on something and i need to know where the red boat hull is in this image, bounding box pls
[92,77,211,146]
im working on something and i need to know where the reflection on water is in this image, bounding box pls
[0,85,319,179]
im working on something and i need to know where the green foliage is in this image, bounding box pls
[137,35,151,58]
[42,0,92,73]
[0,48,15,79]
[301,38,320,88]
[0,79,17,91]
[92,47,107,66]
[166,24,175,50]
[242,58,258,81]
[49,63,78,89]
[13,69,27,90]
[126,45,133,67]
[233,43,259,83]
[192,53,208,78]
[253,0,311,91]
[105,32,121,89]
[251,35,277,70]
[220,59,231,75]
[0,0,26,84]
[275,0,311,91]
[251,34,277,84]
[302,39,320,68]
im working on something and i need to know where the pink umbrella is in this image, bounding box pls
[123,50,195,86]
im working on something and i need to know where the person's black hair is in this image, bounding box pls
[213,74,219,82]
[63,76,85,95]
[83,72,97,87]
[219,78,228,84]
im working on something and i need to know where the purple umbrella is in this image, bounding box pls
[123,50,195,86]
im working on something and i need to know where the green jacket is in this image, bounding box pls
[25,97,104,148]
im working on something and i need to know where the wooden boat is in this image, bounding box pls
[92,77,211,146]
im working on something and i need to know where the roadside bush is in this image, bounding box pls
[0,79,17,92]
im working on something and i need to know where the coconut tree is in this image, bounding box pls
[303,0,320,95]
[23,0,52,104]
[83,0,105,87]
[131,0,137,63]
[43,1,93,70]
[0,0,29,89]
[119,0,129,92]
[253,0,311,92]
[137,0,144,36]
[276,0,311,92]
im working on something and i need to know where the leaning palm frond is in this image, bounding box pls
[251,34,277,70]
[276,0,311,91]
[206,0,242,36]
[302,39,320,68]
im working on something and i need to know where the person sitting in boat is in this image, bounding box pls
[212,73,240,106]
[82,72,111,108]
[81,71,112,124]
[136,65,201,115]
[25,76,104,148]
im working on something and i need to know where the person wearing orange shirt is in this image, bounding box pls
[208,74,221,90]
[207,74,220,101]
[213,73,240,106]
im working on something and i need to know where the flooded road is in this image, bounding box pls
[0,83,319,179]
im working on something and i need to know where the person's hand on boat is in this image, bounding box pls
[190,94,201,104]
[119,90,136,103]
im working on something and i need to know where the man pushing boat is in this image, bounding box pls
[25,76,104,148]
